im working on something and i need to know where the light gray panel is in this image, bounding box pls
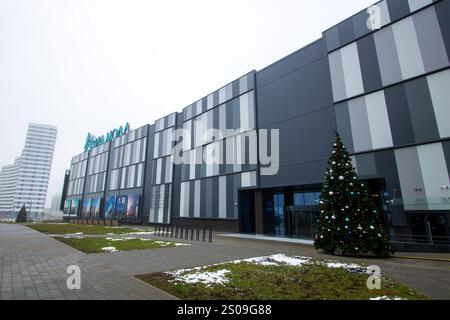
[365,90,393,149]
[427,69,450,138]
[348,96,372,152]
[378,0,391,27]
[328,50,347,102]
[395,146,427,210]
[194,179,201,218]
[417,143,450,210]
[179,182,189,217]
[392,16,425,80]
[374,26,403,86]
[408,0,432,12]
[218,175,227,219]
[341,42,364,99]
[414,6,448,73]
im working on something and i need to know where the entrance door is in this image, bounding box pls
[409,214,449,245]
[428,215,449,245]
[273,193,286,236]
[240,191,255,234]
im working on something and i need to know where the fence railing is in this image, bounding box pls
[153,225,213,243]
[392,233,450,246]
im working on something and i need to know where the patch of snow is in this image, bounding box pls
[101,246,118,253]
[65,232,84,236]
[174,242,191,247]
[326,262,365,273]
[267,254,311,266]
[63,236,84,239]
[154,240,174,246]
[370,296,405,300]
[169,269,231,287]
[106,237,138,241]
[234,254,311,267]
[129,232,154,235]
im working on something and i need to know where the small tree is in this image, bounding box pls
[15,205,28,223]
[314,133,391,257]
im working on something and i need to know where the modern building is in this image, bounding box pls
[0,123,57,220]
[63,0,450,252]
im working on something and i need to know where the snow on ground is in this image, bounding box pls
[235,254,311,266]
[370,296,405,300]
[155,240,190,247]
[166,253,367,287]
[106,237,138,241]
[168,269,231,287]
[63,232,84,238]
[129,231,154,235]
[101,247,118,253]
[326,262,366,273]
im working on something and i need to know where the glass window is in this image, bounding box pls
[294,192,322,206]
[153,132,160,159]
[127,165,136,188]
[123,143,131,166]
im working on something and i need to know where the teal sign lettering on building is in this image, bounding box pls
[84,123,130,151]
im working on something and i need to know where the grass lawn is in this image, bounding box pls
[26,223,149,235]
[137,255,429,300]
[54,236,184,254]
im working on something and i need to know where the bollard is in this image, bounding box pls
[180,227,183,239]
[191,227,194,241]
[202,227,206,242]
[209,227,213,243]
[196,228,200,241]
[175,226,179,239]
[185,226,189,240]
[171,226,174,238]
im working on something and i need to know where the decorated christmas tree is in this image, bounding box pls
[314,133,391,257]
[15,205,28,223]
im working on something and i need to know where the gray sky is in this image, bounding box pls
[0,0,375,207]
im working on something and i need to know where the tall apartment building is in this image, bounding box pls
[0,123,57,219]
[63,0,450,252]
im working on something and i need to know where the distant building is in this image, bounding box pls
[0,123,57,220]
[50,194,62,214]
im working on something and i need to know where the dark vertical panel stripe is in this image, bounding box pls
[189,180,195,218]
[211,176,219,218]
[442,140,450,177]
[352,10,370,39]
[385,84,415,146]
[205,178,213,218]
[435,0,450,60]
[404,77,440,143]
[357,35,382,93]
[386,0,411,21]
[334,102,354,153]
[338,19,356,48]
[200,179,207,218]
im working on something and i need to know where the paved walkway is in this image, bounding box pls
[1,223,449,300]
[0,223,174,300]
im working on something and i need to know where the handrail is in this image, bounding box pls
[152,224,213,243]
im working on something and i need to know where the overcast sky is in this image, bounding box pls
[0,0,375,207]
